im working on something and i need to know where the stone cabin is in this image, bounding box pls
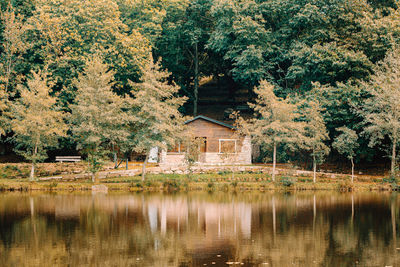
[159,115,252,166]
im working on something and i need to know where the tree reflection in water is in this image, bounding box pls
[0,192,398,266]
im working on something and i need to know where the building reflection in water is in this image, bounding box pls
[0,192,399,266]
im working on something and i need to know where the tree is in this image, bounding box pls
[182,133,202,180]
[219,147,239,180]
[237,80,304,181]
[207,0,271,86]
[361,47,400,176]
[116,0,179,45]
[0,85,6,136]
[128,58,187,181]
[333,127,359,182]
[0,5,30,93]
[28,0,150,107]
[70,56,128,182]
[0,5,30,136]
[302,100,330,183]
[9,70,66,180]
[207,0,391,93]
[156,0,214,116]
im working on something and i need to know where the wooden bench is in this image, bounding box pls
[56,156,81,163]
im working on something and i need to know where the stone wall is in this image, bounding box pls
[159,153,186,167]
[160,135,252,167]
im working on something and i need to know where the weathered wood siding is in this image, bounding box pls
[160,117,252,166]
[186,118,239,153]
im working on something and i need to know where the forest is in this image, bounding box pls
[0,0,400,180]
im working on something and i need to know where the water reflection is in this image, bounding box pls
[0,192,399,266]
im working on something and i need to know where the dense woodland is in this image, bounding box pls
[0,0,400,180]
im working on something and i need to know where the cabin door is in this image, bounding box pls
[196,137,207,162]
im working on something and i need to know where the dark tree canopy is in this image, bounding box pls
[0,0,399,168]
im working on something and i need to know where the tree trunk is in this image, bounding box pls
[351,194,354,224]
[391,197,397,249]
[5,52,13,92]
[30,162,35,181]
[91,173,95,183]
[392,137,397,176]
[193,42,199,117]
[272,142,276,182]
[272,196,276,238]
[313,194,316,231]
[112,144,117,169]
[141,152,149,181]
[351,157,354,183]
[29,144,38,181]
[313,154,316,183]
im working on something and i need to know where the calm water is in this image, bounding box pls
[0,192,399,267]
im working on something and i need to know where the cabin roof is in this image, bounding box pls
[185,115,235,129]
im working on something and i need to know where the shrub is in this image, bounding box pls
[0,183,8,191]
[280,176,295,187]
[183,181,190,191]
[220,184,229,192]
[231,180,238,188]
[129,181,143,189]
[207,181,215,191]
[163,180,180,191]
[0,165,23,179]
[46,181,58,191]
[218,170,230,176]
[337,180,354,192]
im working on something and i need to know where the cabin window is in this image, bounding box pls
[219,139,237,153]
[168,142,186,153]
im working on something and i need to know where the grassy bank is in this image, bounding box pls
[0,171,396,192]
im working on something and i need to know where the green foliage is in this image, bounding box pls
[0,5,31,136]
[302,100,330,164]
[208,0,271,85]
[207,181,214,190]
[242,80,305,150]
[361,47,400,174]
[126,57,187,155]
[230,180,238,188]
[9,70,66,180]
[337,180,354,192]
[28,0,150,103]
[0,164,22,178]
[117,0,181,45]
[155,0,217,114]
[206,0,399,92]
[163,179,180,191]
[0,5,30,92]
[236,80,305,180]
[238,81,304,161]
[45,181,58,190]
[131,181,143,189]
[280,176,295,187]
[0,0,400,172]
[69,55,127,180]
[333,127,359,161]
[287,42,373,92]
[144,180,153,187]
[182,135,203,178]
[85,150,107,178]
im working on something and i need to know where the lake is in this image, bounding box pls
[0,192,398,267]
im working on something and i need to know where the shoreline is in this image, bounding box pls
[0,172,397,192]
